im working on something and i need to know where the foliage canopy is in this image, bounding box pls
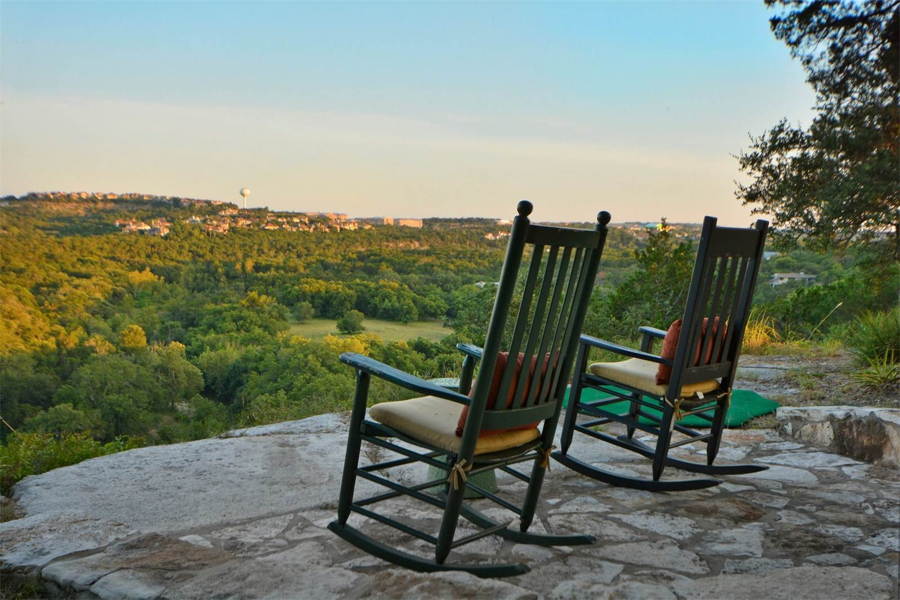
[738,0,899,260]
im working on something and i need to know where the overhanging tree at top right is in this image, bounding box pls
[737,0,899,263]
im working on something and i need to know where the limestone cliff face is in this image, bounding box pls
[1,413,897,599]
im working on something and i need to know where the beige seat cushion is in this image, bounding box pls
[588,358,719,398]
[369,396,540,455]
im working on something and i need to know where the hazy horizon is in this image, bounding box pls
[1,1,815,226]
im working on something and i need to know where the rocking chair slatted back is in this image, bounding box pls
[460,205,609,445]
[668,217,768,396]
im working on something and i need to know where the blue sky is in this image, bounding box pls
[1,1,815,223]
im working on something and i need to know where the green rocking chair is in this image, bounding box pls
[554,216,769,491]
[329,201,610,576]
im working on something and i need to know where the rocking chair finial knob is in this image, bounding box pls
[517,200,533,218]
[597,211,611,226]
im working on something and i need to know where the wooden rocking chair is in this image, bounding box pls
[329,201,610,576]
[553,216,769,492]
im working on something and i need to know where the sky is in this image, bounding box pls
[1,1,816,224]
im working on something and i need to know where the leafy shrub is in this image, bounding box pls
[0,433,141,495]
[294,301,315,322]
[851,352,900,388]
[846,307,900,365]
[584,221,694,340]
[337,310,365,334]
[769,269,895,338]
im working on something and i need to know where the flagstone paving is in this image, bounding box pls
[2,413,898,599]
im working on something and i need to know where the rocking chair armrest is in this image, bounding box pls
[638,326,667,340]
[578,334,669,364]
[455,343,484,360]
[340,353,471,405]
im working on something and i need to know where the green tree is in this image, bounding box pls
[141,342,204,410]
[337,310,365,334]
[294,301,315,322]
[738,0,899,260]
[585,221,695,340]
[195,345,248,405]
[65,354,156,439]
[23,403,96,437]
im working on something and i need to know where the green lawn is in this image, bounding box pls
[288,318,452,342]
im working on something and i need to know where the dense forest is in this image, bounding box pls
[0,194,896,492]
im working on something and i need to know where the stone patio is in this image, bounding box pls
[2,412,898,599]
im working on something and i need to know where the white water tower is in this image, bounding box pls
[239,187,251,209]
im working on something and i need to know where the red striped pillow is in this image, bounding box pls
[656,317,725,384]
[455,352,550,437]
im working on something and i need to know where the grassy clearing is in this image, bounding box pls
[288,318,452,342]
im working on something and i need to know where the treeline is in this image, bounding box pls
[0,206,512,449]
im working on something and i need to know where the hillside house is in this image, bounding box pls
[770,272,816,286]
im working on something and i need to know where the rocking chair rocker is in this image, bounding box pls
[553,216,769,492]
[329,201,610,576]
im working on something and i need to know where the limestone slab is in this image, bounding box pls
[803,552,857,566]
[9,424,387,535]
[721,557,794,574]
[4,413,899,599]
[0,512,134,569]
[812,524,864,543]
[758,451,862,468]
[607,511,699,540]
[587,540,709,575]
[362,569,536,599]
[863,528,900,552]
[548,514,637,542]
[744,465,818,485]
[89,570,166,600]
[697,526,764,557]
[550,495,612,514]
[673,566,894,600]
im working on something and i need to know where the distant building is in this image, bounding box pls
[359,217,394,226]
[763,251,780,261]
[396,218,423,228]
[770,272,816,286]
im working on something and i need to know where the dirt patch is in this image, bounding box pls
[765,527,847,557]
[680,498,765,523]
[0,496,23,523]
[736,352,899,429]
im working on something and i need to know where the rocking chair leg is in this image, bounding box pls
[706,397,728,466]
[435,463,467,564]
[519,452,549,532]
[652,404,676,481]
[337,372,370,524]
[625,390,641,440]
[560,344,589,454]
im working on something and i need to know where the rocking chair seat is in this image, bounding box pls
[588,358,719,398]
[370,396,540,455]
